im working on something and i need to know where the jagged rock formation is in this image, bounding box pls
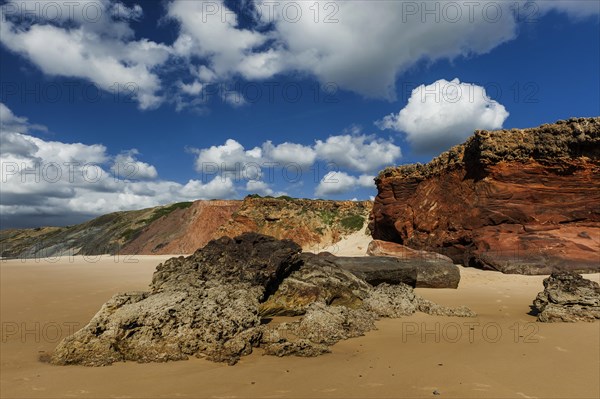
[51,233,302,366]
[371,118,600,274]
[1,197,371,258]
[363,284,474,318]
[533,271,600,322]
[51,234,474,366]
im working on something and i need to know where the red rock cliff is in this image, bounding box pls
[370,118,600,274]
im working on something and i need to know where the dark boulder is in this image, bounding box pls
[416,262,461,289]
[321,253,460,289]
[321,254,417,286]
[152,233,302,299]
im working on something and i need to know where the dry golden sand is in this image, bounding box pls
[304,228,371,256]
[1,255,599,399]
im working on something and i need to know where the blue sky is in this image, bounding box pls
[0,0,599,227]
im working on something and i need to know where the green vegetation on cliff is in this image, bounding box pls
[378,117,600,181]
[1,198,372,259]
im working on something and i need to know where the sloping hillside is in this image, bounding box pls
[1,197,372,259]
[214,196,371,253]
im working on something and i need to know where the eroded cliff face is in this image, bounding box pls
[1,197,371,258]
[370,118,600,274]
[121,200,242,254]
[214,197,372,252]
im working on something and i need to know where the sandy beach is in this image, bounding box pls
[1,254,599,399]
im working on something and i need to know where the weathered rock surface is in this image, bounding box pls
[275,283,475,346]
[323,254,418,287]
[282,303,378,345]
[321,252,460,289]
[51,233,302,366]
[363,284,475,318]
[415,262,461,289]
[371,118,600,274]
[261,337,331,357]
[367,240,453,262]
[151,234,302,299]
[51,234,475,366]
[259,253,372,316]
[533,271,600,322]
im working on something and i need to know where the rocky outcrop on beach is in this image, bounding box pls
[51,233,474,366]
[533,271,600,322]
[371,118,600,274]
[258,251,460,315]
[51,233,302,366]
[1,197,371,259]
[364,240,461,288]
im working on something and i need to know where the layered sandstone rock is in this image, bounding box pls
[122,200,242,254]
[367,240,453,262]
[214,197,372,251]
[370,118,600,274]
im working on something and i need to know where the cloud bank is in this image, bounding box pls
[0,103,235,227]
[2,0,595,109]
[0,104,399,226]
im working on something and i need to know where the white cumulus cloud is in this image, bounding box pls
[315,135,401,173]
[315,171,375,197]
[1,1,596,111]
[376,78,509,154]
[0,103,236,227]
[190,134,401,181]
[262,141,317,169]
[111,150,158,180]
[0,1,170,110]
[193,139,262,174]
[0,103,47,134]
[164,0,521,100]
[245,180,274,196]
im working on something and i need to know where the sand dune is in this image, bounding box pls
[304,228,371,256]
[1,255,598,398]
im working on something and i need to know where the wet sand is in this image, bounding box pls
[1,255,599,399]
